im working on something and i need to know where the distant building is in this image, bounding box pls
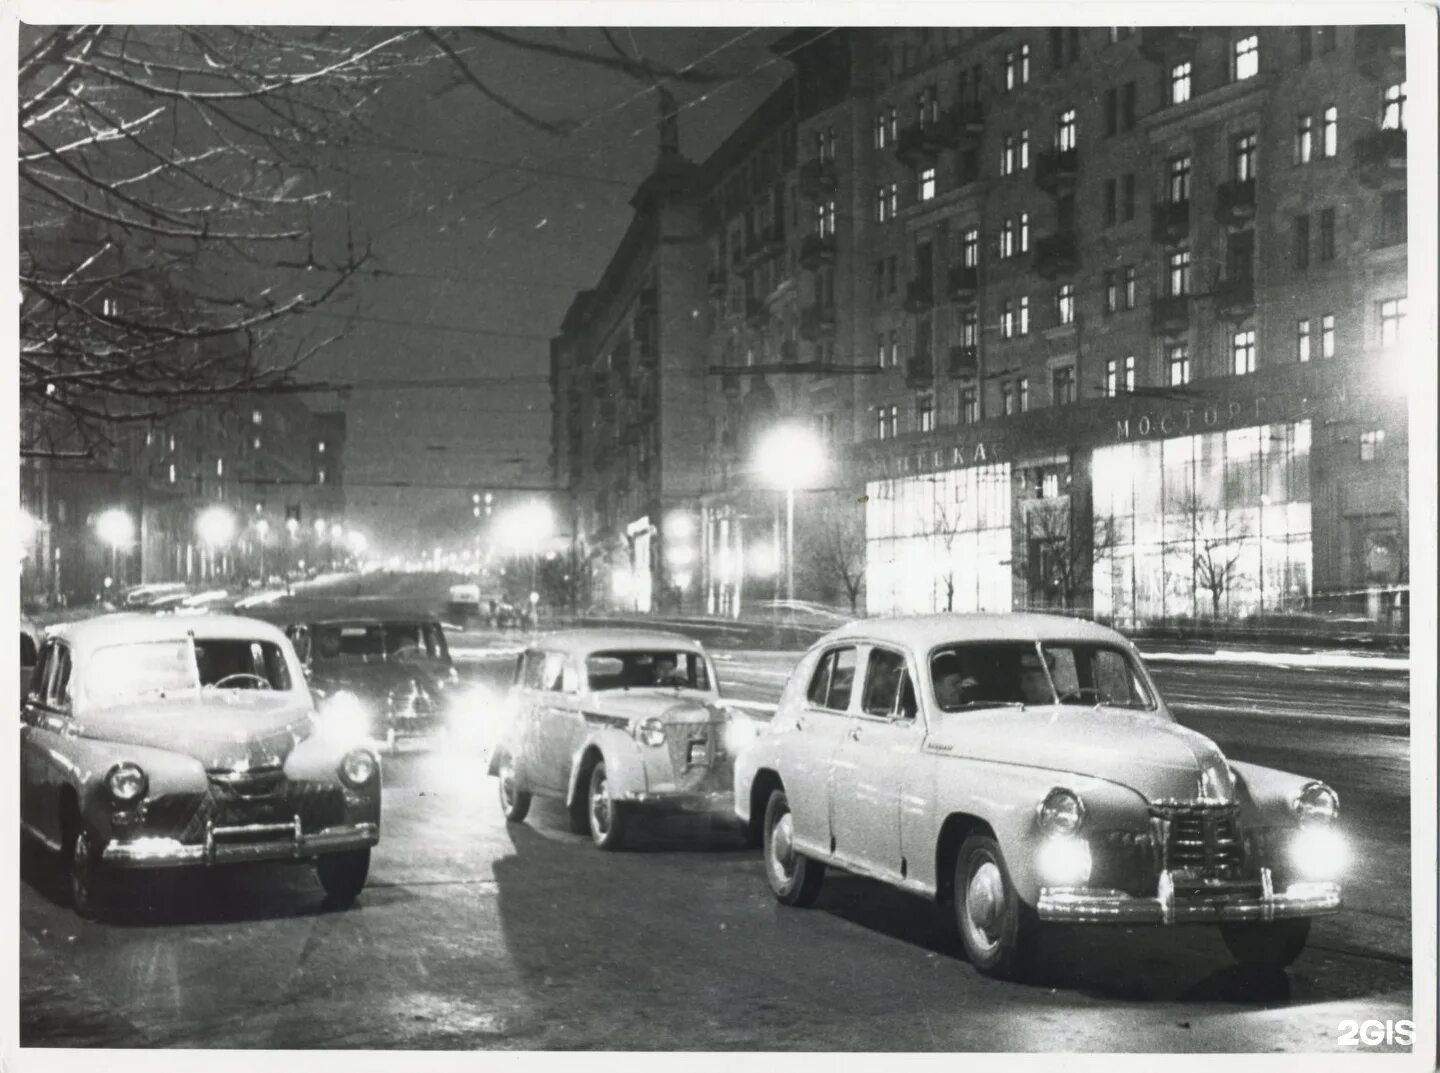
[553,25,1410,629]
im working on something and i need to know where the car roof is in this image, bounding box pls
[526,628,706,656]
[49,612,292,651]
[240,596,441,626]
[813,612,1133,652]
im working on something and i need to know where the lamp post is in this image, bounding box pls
[496,500,555,627]
[95,508,135,593]
[754,424,827,613]
[196,506,236,582]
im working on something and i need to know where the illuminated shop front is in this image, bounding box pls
[1092,420,1313,625]
[865,462,1012,616]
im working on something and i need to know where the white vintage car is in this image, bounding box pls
[487,629,748,849]
[20,613,382,917]
[733,613,1345,979]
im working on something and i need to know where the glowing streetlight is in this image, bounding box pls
[753,424,827,610]
[95,508,135,588]
[196,505,235,547]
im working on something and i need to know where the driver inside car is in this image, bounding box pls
[1018,651,1056,705]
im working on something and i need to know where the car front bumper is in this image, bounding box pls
[1038,869,1341,924]
[102,819,379,869]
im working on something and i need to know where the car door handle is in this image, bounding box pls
[848,725,861,741]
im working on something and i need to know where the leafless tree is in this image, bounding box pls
[1019,497,1120,612]
[19,26,721,461]
[1178,492,1250,619]
[932,499,966,612]
[806,507,866,613]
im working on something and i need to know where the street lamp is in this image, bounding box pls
[754,424,827,611]
[196,505,235,581]
[496,501,555,623]
[95,508,135,591]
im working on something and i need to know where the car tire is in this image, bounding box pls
[1220,917,1311,969]
[68,826,112,920]
[953,834,1040,980]
[496,753,531,823]
[763,789,825,907]
[316,848,371,908]
[586,760,629,851]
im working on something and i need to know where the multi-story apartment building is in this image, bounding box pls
[553,25,1411,628]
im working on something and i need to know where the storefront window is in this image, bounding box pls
[866,464,1012,615]
[1092,421,1312,626]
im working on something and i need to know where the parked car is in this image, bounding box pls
[19,612,381,917]
[20,616,42,702]
[488,629,752,849]
[733,613,1345,979]
[249,598,467,751]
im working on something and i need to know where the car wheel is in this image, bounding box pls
[953,834,1039,979]
[69,826,111,920]
[586,760,629,850]
[496,753,531,823]
[316,848,371,908]
[763,789,825,906]
[1220,917,1311,969]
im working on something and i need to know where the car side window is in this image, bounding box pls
[861,647,909,718]
[20,632,37,667]
[521,650,547,690]
[27,642,53,703]
[45,644,72,710]
[541,651,566,692]
[806,646,856,712]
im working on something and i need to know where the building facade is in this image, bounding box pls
[553,25,1411,629]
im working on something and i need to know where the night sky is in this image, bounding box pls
[292,27,792,557]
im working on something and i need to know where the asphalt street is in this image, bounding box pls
[18,603,1414,1051]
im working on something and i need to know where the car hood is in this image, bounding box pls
[926,705,1234,804]
[585,690,725,725]
[312,660,448,699]
[78,692,316,770]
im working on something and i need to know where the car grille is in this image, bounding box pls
[387,687,439,724]
[1150,801,1245,878]
[141,780,348,844]
[664,720,733,793]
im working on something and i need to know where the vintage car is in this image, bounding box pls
[20,616,42,702]
[488,629,750,849]
[248,598,467,751]
[19,613,381,917]
[733,613,1345,979]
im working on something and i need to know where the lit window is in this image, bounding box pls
[1001,299,1015,339]
[252,410,262,425]
[1170,62,1191,104]
[1167,343,1190,385]
[1020,129,1030,170]
[962,228,980,268]
[885,186,897,218]
[1018,295,1030,336]
[1234,34,1259,81]
[253,436,261,450]
[1042,473,1060,498]
[318,441,326,454]
[1233,132,1258,181]
[1168,155,1191,203]
[918,394,935,432]
[1103,270,1118,314]
[168,435,176,452]
[1382,82,1407,131]
[1018,377,1030,412]
[1057,283,1075,325]
[1104,358,1119,397]
[1297,318,1311,362]
[1123,355,1136,393]
[1379,297,1406,345]
[1360,429,1385,462]
[1000,218,1016,259]
[1005,43,1031,90]
[1232,329,1257,375]
[1168,250,1191,297]
[1057,109,1077,152]
[876,186,889,222]
[317,468,328,485]
[875,110,889,148]
[144,429,154,447]
[168,464,176,484]
[216,458,224,477]
[1123,266,1137,309]
[1295,114,1313,164]
[1019,211,1030,253]
[919,167,936,202]
[1321,106,1337,158]
[876,333,887,367]
[1321,313,1336,357]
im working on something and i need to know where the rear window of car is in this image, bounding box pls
[312,622,447,663]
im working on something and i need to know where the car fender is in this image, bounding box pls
[564,728,647,808]
[64,737,209,844]
[1227,759,1316,826]
[732,724,783,826]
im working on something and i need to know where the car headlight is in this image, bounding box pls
[635,717,666,748]
[339,748,379,789]
[1035,835,1092,887]
[320,690,372,740]
[1036,787,1085,835]
[1289,825,1347,880]
[105,762,148,804]
[1292,781,1339,825]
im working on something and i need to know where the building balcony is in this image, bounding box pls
[905,354,934,389]
[799,233,837,270]
[951,100,985,143]
[1355,25,1405,80]
[800,303,838,341]
[1035,233,1080,280]
[1150,295,1191,336]
[1214,179,1257,227]
[1034,148,1079,198]
[947,263,979,302]
[1355,127,1407,189]
[895,122,943,168]
[1214,276,1256,320]
[1151,199,1191,245]
[779,339,798,362]
[721,372,742,399]
[798,158,838,200]
[904,278,934,313]
[1138,26,1200,63]
[947,344,979,378]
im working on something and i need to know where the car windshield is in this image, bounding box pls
[87,638,294,706]
[311,622,448,664]
[929,641,1155,712]
[585,650,712,692]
